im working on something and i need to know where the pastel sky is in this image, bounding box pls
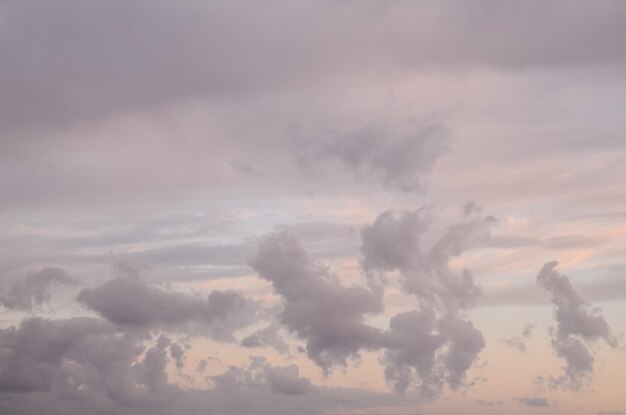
[1,1,626,414]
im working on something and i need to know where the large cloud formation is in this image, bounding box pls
[3,0,626,135]
[0,317,415,415]
[536,261,617,390]
[361,206,494,395]
[250,205,493,397]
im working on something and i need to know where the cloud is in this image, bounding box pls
[503,324,535,352]
[214,356,311,396]
[241,323,290,355]
[536,261,617,390]
[475,399,503,406]
[3,1,626,135]
[249,232,385,371]
[0,317,416,415]
[361,205,494,313]
[515,396,552,408]
[360,206,492,394]
[0,267,76,311]
[249,207,492,398]
[78,266,257,341]
[0,316,177,406]
[292,121,448,192]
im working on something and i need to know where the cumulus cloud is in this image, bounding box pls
[0,267,76,311]
[361,205,494,313]
[249,232,384,371]
[0,317,413,415]
[248,206,492,397]
[78,269,257,341]
[361,205,493,394]
[536,261,617,390]
[0,316,177,406]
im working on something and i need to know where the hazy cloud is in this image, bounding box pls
[292,121,448,192]
[515,396,552,408]
[0,267,76,311]
[503,324,535,352]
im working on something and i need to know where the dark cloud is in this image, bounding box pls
[78,268,257,341]
[536,262,617,390]
[0,267,76,311]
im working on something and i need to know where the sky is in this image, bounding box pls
[1,1,626,414]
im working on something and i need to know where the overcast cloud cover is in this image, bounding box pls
[1,1,626,414]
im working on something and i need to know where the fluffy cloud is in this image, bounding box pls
[361,205,494,313]
[0,317,413,415]
[361,206,492,394]
[78,269,257,341]
[249,232,384,371]
[249,206,491,397]
[536,261,617,390]
[0,267,76,311]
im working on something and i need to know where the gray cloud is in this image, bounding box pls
[249,232,385,371]
[475,399,503,406]
[361,205,494,313]
[78,268,257,341]
[536,261,617,390]
[0,267,76,311]
[503,324,535,352]
[241,323,290,355]
[248,206,492,397]
[360,206,492,394]
[292,121,448,192]
[515,396,552,408]
[3,1,626,135]
[0,317,415,415]
[0,316,177,406]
